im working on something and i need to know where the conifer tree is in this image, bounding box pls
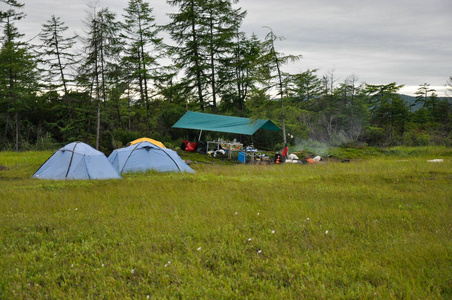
[200,0,245,112]
[288,69,322,102]
[258,27,301,144]
[122,0,164,130]
[0,4,39,150]
[77,6,122,149]
[0,0,23,18]
[166,0,206,111]
[364,82,409,141]
[38,15,77,115]
[218,32,260,115]
[166,0,246,112]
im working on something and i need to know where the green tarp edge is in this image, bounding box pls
[172,111,281,135]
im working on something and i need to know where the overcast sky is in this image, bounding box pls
[9,0,452,96]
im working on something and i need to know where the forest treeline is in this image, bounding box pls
[1,0,451,153]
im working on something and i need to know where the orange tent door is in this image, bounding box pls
[128,138,166,148]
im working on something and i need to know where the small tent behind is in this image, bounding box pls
[127,137,166,148]
[32,142,122,180]
[108,141,194,174]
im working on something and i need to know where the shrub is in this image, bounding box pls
[362,127,386,146]
[402,129,431,146]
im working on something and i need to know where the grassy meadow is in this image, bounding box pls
[0,147,451,299]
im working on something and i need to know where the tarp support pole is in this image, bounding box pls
[198,130,203,141]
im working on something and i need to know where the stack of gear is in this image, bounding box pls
[306,156,323,164]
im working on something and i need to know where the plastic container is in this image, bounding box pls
[238,151,247,163]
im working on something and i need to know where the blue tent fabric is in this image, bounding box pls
[172,111,281,135]
[108,141,195,174]
[32,142,121,180]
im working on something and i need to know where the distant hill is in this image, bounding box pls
[400,94,452,111]
[400,94,421,111]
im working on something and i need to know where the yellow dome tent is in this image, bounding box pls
[127,138,166,148]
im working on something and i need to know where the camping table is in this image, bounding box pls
[237,150,265,164]
[245,150,259,162]
[221,142,243,159]
[207,141,221,153]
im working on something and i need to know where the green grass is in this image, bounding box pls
[0,147,451,299]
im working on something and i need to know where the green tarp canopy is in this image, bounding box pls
[172,111,281,135]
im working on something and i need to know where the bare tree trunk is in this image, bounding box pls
[209,17,217,113]
[139,20,152,131]
[190,1,204,111]
[127,89,131,131]
[96,94,101,149]
[95,68,101,149]
[274,50,286,145]
[14,111,19,151]
[54,26,72,120]
[3,105,10,143]
[86,79,94,143]
[94,20,101,150]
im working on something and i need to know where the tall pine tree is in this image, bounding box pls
[77,6,122,149]
[38,15,77,116]
[258,27,301,144]
[122,0,165,131]
[0,4,39,150]
[166,0,207,111]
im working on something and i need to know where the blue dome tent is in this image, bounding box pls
[108,141,194,174]
[32,142,121,180]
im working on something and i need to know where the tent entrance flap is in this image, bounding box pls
[172,111,281,136]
